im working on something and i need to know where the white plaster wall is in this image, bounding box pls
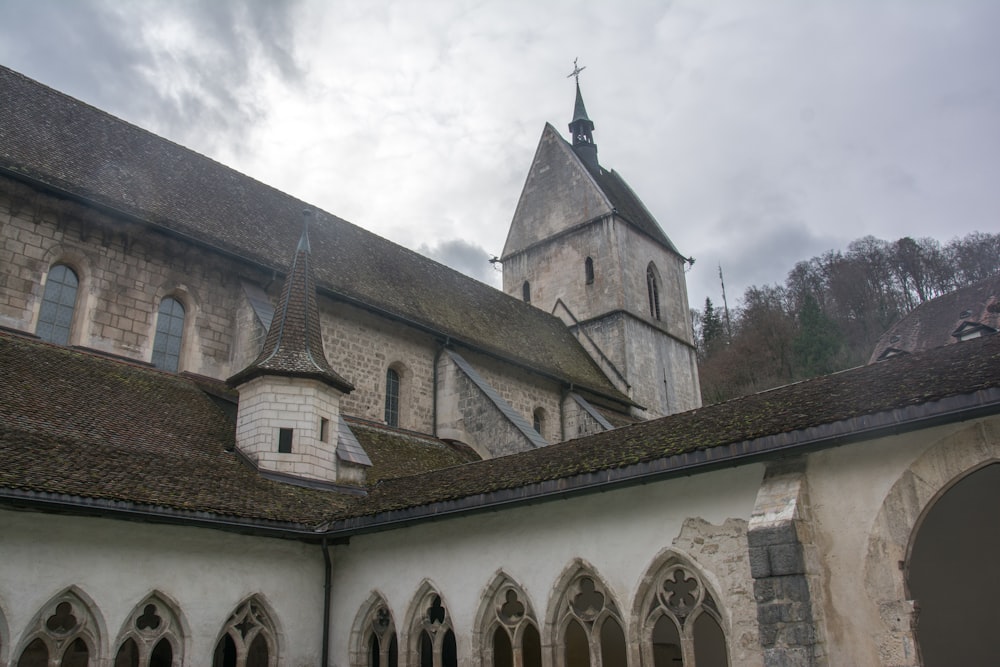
[803,418,986,666]
[328,464,765,667]
[0,510,326,667]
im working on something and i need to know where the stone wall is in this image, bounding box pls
[319,300,438,433]
[0,177,257,379]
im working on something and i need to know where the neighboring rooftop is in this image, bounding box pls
[870,274,1000,362]
[0,65,626,404]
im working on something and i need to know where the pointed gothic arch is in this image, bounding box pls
[864,419,1000,666]
[473,571,542,667]
[350,591,399,667]
[632,550,730,667]
[545,559,627,667]
[112,591,186,667]
[13,586,105,667]
[211,595,280,667]
[403,581,457,667]
[646,263,662,321]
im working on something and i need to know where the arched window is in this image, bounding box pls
[36,264,80,345]
[212,597,277,667]
[151,297,186,372]
[533,408,545,436]
[522,281,531,304]
[16,588,101,667]
[352,594,398,667]
[384,368,400,428]
[407,586,456,667]
[549,564,625,667]
[113,592,184,667]
[585,257,595,285]
[476,574,542,667]
[646,264,661,321]
[636,555,729,666]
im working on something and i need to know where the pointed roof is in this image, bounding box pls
[228,216,354,392]
[572,82,593,125]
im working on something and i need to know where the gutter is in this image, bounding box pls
[321,538,332,667]
[319,387,1000,539]
[0,489,332,542]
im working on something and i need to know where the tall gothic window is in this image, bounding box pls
[522,281,531,304]
[409,587,457,667]
[639,555,729,666]
[361,601,398,667]
[113,593,183,667]
[36,264,79,345]
[552,566,626,667]
[585,257,595,285]
[16,588,101,667]
[212,597,277,667]
[478,574,542,667]
[384,368,400,428]
[151,297,185,371]
[646,264,661,321]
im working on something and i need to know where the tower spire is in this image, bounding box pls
[566,59,598,170]
[228,210,353,393]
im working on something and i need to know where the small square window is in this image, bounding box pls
[278,428,293,453]
[319,418,330,443]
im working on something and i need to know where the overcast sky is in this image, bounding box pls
[1,0,997,310]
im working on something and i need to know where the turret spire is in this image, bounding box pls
[566,59,598,170]
[228,210,353,392]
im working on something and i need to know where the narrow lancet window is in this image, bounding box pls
[647,264,661,321]
[585,257,595,284]
[152,297,185,371]
[384,368,400,427]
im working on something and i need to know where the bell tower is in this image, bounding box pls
[500,65,701,417]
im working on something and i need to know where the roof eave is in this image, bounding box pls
[0,488,338,543]
[320,387,1000,539]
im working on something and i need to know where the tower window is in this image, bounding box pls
[278,428,293,453]
[384,368,400,428]
[522,281,531,304]
[533,408,545,435]
[646,264,661,321]
[585,257,594,285]
[152,297,185,372]
[319,417,330,443]
[36,263,79,345]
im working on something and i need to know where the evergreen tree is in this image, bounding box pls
[700,297,724,357]
[793,294,842,377]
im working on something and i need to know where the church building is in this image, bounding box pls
[0,64,998,667]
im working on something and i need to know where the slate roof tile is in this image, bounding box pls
[0,331,351,526]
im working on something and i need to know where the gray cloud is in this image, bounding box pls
[417,239,501,287]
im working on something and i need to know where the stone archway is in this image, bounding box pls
[907,463,1000,665]
[864,417,1000,666]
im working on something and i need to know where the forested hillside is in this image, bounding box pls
[694,232,1000,404]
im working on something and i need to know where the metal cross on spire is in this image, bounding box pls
[567,57,586,83]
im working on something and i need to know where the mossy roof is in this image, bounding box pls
[0,330,352,526]
[332,333,1000,522]
[0,65,626,404]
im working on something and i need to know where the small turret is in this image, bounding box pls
[228,211,369,488]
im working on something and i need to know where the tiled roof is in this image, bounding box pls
[344,418,479,484]
[0,65,625,404]
[870,275,1000,363]
[228,222,353,392]
[0,330,352,526]
[333,334,1000,522]
[581,159,679,255]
